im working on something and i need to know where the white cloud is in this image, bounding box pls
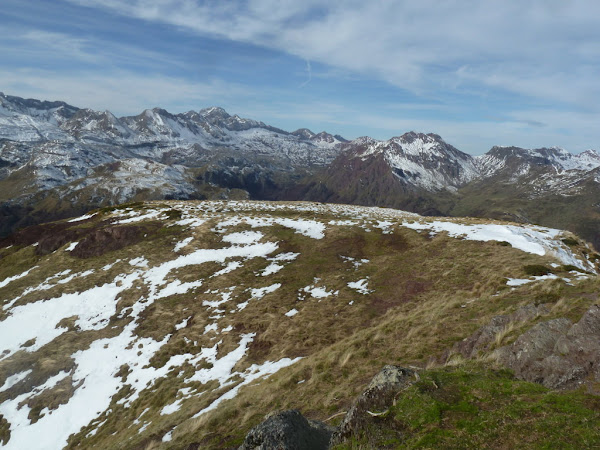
[64,0,600,110]
[0,68,254,115]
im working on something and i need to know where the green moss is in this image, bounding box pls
[561,264,585,273]
[373,365,600,448]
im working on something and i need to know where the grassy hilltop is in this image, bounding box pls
[0,200,598,449]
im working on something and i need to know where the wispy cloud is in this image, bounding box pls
[21,30,92,61]
[63,0,600,110]
[0,68,256,115]
[299,60,312,88]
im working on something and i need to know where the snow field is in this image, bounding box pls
[0,199,594,448]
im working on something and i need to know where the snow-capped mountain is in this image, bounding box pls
[2,91,600,250]
[0,92,343,166]
[346,132,479,191]
[0,92,347,236]
[476,145,600,179]
[291,128,347,147]
[290,132,600,250]
[298,132,600,202]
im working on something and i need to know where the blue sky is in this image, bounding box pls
[1,0,599,154]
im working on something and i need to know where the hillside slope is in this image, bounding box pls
[0,201,599,448]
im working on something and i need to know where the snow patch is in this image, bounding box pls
[506,274,559,286]
[174,237,193,252]
[402,220,592,271]
[348,278,372,294]
[0,370,32,393]
[223,231,264,245]
[250,283,281,299]
[68,213,96,223]
[0,266,37,289]
[175,317,191,331]
[129,257,148,268]
[261,263,283,276]
[65,242,79,252]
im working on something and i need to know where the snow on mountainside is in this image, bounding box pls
[2,91,600,250]
[2,91,598,202]
[476,146,600,179]
[347,132,479,191]
[0,93,343,167]
[336,134,600,194]
[0,200,596,449]
[0,92,347,234]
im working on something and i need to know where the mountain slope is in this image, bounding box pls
[292,138,600,249]
[0,93,345,237]
[3,91,600,253]
[0,200,598,448]
[286,133,475,216]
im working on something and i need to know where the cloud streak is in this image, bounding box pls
[299,60,312,88]
[0,68,256,115]
[2,0,599,153]
[64,0,600,110]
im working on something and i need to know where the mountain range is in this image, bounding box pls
[1,92,600,249]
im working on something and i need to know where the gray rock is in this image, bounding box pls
[441,302,600,391]
[332,365,416,446]
[447,303,550,360]
[496,318,572,384]
[239,409,334,450]
[367,365,417,390]
[496,305,600,390]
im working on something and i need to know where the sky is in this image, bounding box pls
[1,0,599,154]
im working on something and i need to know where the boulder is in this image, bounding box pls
[331,365,416,446]
[496,318,572,385]
[445,303,549,361]
[239,409,334,450]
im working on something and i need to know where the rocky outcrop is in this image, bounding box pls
[239,366,418,449]
[331,365,417,447]
[238,409,334,450]
[443,301,600,392]
[444,303,550,361]
[496,305,600,391]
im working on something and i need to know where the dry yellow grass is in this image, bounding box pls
[0,200,597,449]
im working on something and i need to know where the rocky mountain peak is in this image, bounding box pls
[291,128,316,140]
[313,131,337,143]
[479,145,600,177]
[398,131,442,145]
[335,132,478,192]
[199,106,230,122]
[0,92,79,116]
[575,149,600,170]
